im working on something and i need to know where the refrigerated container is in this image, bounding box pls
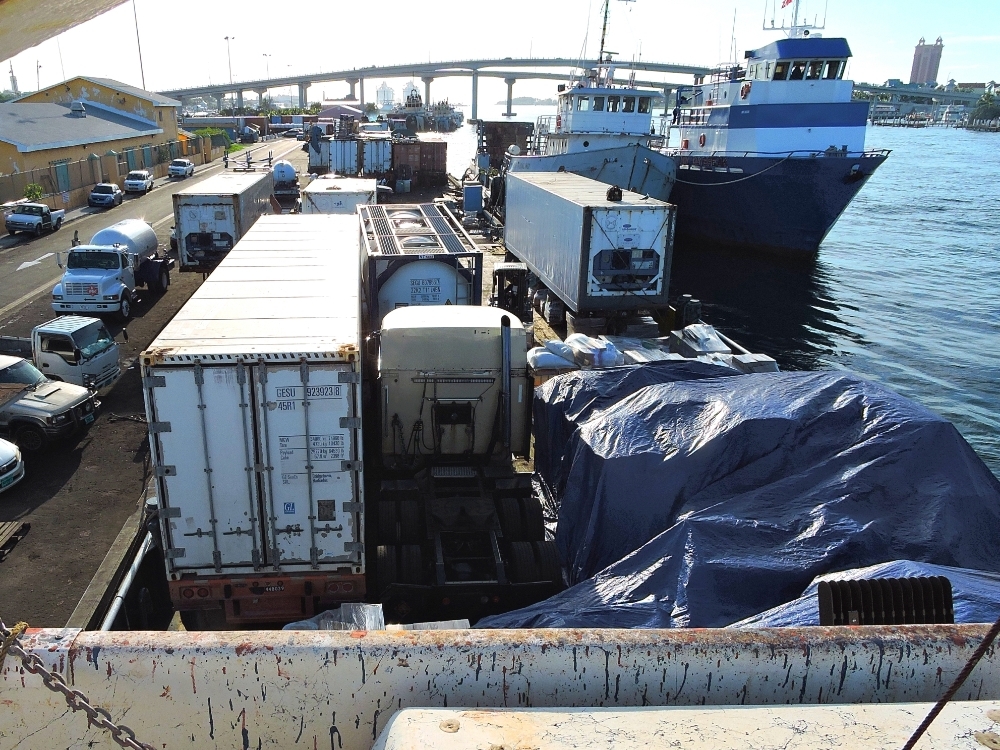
[301,176,376,215]
[172,171,273,271]
[141,214,364,624]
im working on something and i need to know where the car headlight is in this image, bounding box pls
[103,295,116,301]
[52,294,63,300]
[49,413,69,425]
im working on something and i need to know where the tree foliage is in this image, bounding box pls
[23,183,43,201]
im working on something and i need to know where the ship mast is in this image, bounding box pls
[766,0,825,39]
[598,0,611,63]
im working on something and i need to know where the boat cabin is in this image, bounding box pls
[554,85,658,136]
[743,37,851,83]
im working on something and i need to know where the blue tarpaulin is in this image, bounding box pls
[480,370,1000,629]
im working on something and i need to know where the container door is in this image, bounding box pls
[149,364,263,573]
[255,361,362,570]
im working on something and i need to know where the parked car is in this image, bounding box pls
[296,132,308,141]
[123,170,154,194]
[88,183,123,208]
[0,437,24,493]
[168,159,195,178]
[282,128,302,138]
[5,203,64,236]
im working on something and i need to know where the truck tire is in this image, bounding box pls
[118,292,132,322]
[376,545,398,590]
[53,219,62,231]
[34,224,42,237]
[533,541,563,585]
[379,502,399,545]
[399,545,423,584]
[508,541,539,583]
[14,424,46,452]
[7,229,14,236]
[398,500,423,544]
[156,269,170,295]
[520,496,545,542]
[497,496,524,542]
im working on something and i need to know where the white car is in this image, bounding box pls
[123,170,154,194]
[0,437,24,493]
[168,159,195,178]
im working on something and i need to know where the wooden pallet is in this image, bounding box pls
[0,521,30,562]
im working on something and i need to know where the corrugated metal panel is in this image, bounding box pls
[4,625,1000,750]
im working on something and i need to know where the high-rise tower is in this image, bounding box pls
[909,37,944,85]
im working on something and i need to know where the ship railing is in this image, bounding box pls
[662,147,892,159]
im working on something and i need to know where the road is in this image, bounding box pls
[0,137,309,628]
[0,138,305,326]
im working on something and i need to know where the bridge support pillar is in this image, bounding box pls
[298,82,309,109]
[235,90,244,112]
[346,78,359,101]
[503,77,517,118]
[421,76,434,105]
[359,78,365,115]
[471,71,479,121]
[254,89,268,109]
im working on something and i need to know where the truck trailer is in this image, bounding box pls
[301,176,376,215]
[172,170,273,271]
[141,214,365,626]
[503,171,676,334]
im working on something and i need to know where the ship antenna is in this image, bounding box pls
[598,0,611,64]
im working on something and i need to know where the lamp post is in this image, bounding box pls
[36,61,41,92]
[224,35,235,85]
[263,53,271,80]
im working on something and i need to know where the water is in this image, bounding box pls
[438,109,1000,477]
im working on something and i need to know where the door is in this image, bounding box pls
[150,364,263,573]
[36,334,76,382]
[53,161,71,193]
[255,361,361,569]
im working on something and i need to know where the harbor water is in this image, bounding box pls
[441,106,1000,478]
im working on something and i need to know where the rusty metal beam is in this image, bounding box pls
[2,625,999,749]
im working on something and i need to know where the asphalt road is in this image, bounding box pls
[0,137,310,628]
[0,137,306,325]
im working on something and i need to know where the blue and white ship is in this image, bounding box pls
[507,0,888,257]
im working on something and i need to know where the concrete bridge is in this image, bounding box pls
[157,57,714,117]
[851,82,982,107]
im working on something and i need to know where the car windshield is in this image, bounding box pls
[72,322,115,359]
[0,360,46,387]
[171,160,187,167]
[67,251,121,270]
[94,185,114,194]
[126,172,146,180]
[13,205,43,216]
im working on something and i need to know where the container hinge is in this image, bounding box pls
[344,542,364,553]
[143,375,165,388]
[341,460,362,472]
[155,465,177,477]
[164,548,185,559]
[161,506,182,518]
[339,417,362,429]
[148,421,171,434]
[342,502,363,513]
[338,371,360,384]
[213,551,222,572]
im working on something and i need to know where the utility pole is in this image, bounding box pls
[224,35,235,85]
[263,53,271,80]
[36,61,41,92]
[132,0,147,89]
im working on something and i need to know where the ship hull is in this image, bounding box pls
[667,151,888,257]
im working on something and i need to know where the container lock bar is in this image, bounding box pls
[148,422,171,434]
[161,506,181,518]
[341,460,362,472]
[142,375,165,388]
[339,417,362,429]
[155,465,177,477]
[338,371,360,384]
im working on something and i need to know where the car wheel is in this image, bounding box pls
[53,219,62,231]
[119,293,132,322]
[14,424,46,453]
[8,229,15,236]
[34,224,42,237]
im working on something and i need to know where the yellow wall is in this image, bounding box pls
[19,77,179,140]
[0,132,171,176]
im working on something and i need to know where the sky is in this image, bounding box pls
[2,0,998,104]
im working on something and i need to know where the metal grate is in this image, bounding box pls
[818,576,954,626]
[361,204,478,258]
[431,466,477,479]
[420,205,468,255]
[366,205,399,255]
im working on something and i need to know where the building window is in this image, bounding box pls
[807,61,824,80]
[773,61,789,80]
[576,96,590,111]
[638,96,651,113]
[593,96,605,111]
[158,111,163,121]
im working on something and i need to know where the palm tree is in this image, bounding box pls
[978,91,995,108]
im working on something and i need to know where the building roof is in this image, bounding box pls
[0,101,163,153]
[83,78,181,108]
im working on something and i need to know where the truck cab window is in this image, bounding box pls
[807,61,824,80]
[789,62,806,80]
[73,323,114,359]
[42,336,77,363]
[773,61,789,80]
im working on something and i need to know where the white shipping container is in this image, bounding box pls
[142,214,364,577]
[362,137,392,174]
[301,177,376,215]
[172,171,274,270]
[503,172,675,315]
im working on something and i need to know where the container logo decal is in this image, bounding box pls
[284,502,296,514]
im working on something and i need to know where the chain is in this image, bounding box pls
[0,617,155,750]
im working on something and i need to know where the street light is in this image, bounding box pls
[224,35,235,85]
[263,53,271,80]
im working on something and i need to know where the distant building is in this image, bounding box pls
[909,37,943,86]
[376,82,395,109]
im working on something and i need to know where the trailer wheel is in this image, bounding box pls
[508,541,539,584]
[399,545,423,584]
[378,502,399,545]
[497,496,524,542]
[376,545,398,590]
[520,496,545,542]
[533,541,563,585]
[156,269,170,295]
[398,500,423,544]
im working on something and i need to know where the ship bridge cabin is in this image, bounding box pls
[534,84,660,155]
[744,37,851,84]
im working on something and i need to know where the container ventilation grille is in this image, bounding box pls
[817,576,954,626]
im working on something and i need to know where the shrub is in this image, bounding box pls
[23,183,43,201]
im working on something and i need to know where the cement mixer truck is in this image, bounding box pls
[51,219,174,322]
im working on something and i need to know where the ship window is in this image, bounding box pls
[766,61,774,79]
[593,96,605,111]
[608,96,621,112]
[623,96,636,113]
[824,60,843,80]
[773,61,789,80]
[638,96,651,113]
[807,61,824,80]
[577,96,590,111]
[789,61,806,80]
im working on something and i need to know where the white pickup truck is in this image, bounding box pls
[5,202,65,236]
[0,316,123,390]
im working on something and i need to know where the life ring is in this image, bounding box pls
[555,114,562,130]
[698,133,706,148]
[740,82,752,100]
